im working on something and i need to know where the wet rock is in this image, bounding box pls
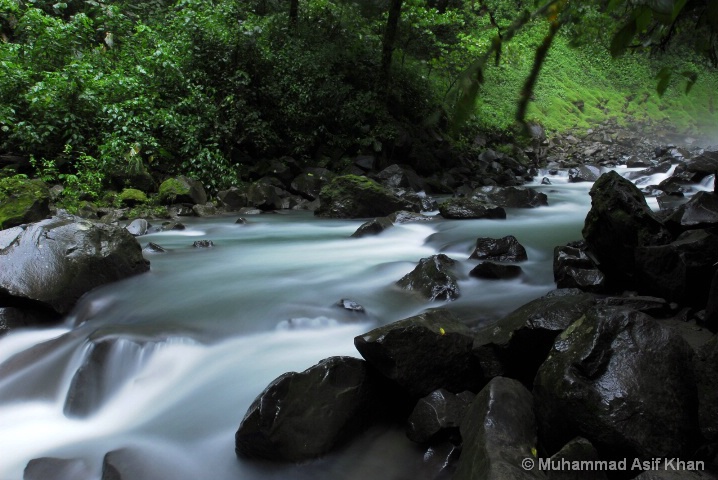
[125,219,149,237]
[598,295,673,318]
[469,261,522,280]
[547,437,607,480]
[471,186,548,208]
[664,191,718,232]
[160,220,185,231]
[235,356,395,461]
[157,176,206,205]
[454,377,541,480]
[351,217,393,237]
[396,254,460,301]
[634,229,718,307]
[290,168,333,200]
[235,217,248,225]
[534,307,700,459]
[541,177,552,185]
[420,442,462,480]
[438,198,506,220]
[469,235,527,262]
[582,171,672,288]
[354,309,482,398]
[673,151,718,183]
[706,270,718,332]
[695,336,718,441]
[217,187,248,211]
[354,155,376,172]
[0,215,149,314]
[245,181,287,211]
[568,165,600,183]
[373,164,425,191]
[192,240,214,248]
[336,298,365,313]
[192,203,217,217]
[473,289,596,386]
[406,388,475,444]
[387,210,433,223]
[167,204,194,217]
[315,175,421,218]
[142,242,167,254]
[237,207,262,215]
[0,306,59,334]
[101,447,190,480]
[553,244,606,293]
[24,457,93,480]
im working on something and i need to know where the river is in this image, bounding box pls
[0,166,711,480]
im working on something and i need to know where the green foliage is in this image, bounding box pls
[117,187,148,206]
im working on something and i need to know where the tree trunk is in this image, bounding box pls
[289,0,298,28]
[381,0,403,82]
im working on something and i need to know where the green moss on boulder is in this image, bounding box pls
[157,176,207,205]
[118,188,149,207]
[0,176,50,230]
[315,175,420,218]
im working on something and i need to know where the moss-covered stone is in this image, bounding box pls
[0,176,50,230]
[118,188,149,207]
[315,175,420,218]
[157,176,207,205]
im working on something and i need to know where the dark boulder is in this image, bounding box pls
[706,270,718,332]
[24,457,93,480]
[453,377,542,480]
[101,447,190,480]
[192,203,217,217]
[157,176,207,205]
[438,198,506,220]
[290,168,333,200]
[373,164,425,191]
[664,191,718,232]
[246,181,286,211]
[396,254,460,301]
[387,210,433,223]
[249,157,299,186]
[473,289,596,386]
[0,215,149,314]
[142,242,167,254]
[1,306,59,334]
[192,240,214,248]
[354,309,482,398]
[335,298,365,313]
[568,165,601,183]
[553,244,606,293]
[672,151,718,183]
[351,217,393,238]
[471,186,548,208]
[695,336,718,442]
[0,176,50,230]
[582,171,672,288]
[534,307,700,459]
[235,356,394,461]
[217,187,248,211]
[547,437,607,480]
[598,295,673,318]
[315,175,420,218]
[406,388,475,444]
[633,229,718,307]
[469,235,527,262]
[469,261,522,280]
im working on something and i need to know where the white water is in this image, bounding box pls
[0,166,704,480]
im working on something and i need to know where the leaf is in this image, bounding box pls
[655,67,672,96]
[610,20,636,57]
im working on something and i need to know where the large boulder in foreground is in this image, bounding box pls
[453,377,542,480]
[396,254,460,301]
[0,215,149,314]
[0,176,50,230]
[438,198,506,219]
[582,171,672,288]
[354,309,482,398]
[534,307,700,459]
[235,356,393,462]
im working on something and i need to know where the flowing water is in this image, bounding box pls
[0,167,713,480]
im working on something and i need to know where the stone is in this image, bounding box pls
[24,457,93,480]
[0,306,58,335]
[547,437,607,480]
[664,191,718,232]
[471,186,548,208]
[315,175,421,219]
[438,198,506,220]
[695,336,718,441]
[351,217,394,238]
[453,377,541,480]
[387,211,433,223]
[706,270,718,332]
[406,388,475,444]
[125,219,149,237]
[373,164,424,191]
[235,356,395,461]
[469,235,527,262]
[396,254,460,301]
[568,165,600,183]
[0,176,50,230]
[117,188,148,207]
[142,242,167,254]
[336,299,365,313]
[469,261,522,280]
[0,215,149,314]
[192,203,217,217]
[217,187,248,210]
[192,240,214,248]
[157,176,207,205]
[290,168,333,200]
[354,309,482,398]
[534,307,700,459]
[553,244,606,293]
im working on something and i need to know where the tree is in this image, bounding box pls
[381,0,404,82]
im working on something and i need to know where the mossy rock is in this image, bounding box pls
[118,188,149,207]
[0,176,50,230]
[315,175,420,218]
[157,176,207,205]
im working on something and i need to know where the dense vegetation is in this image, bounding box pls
[1,0,716,207]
